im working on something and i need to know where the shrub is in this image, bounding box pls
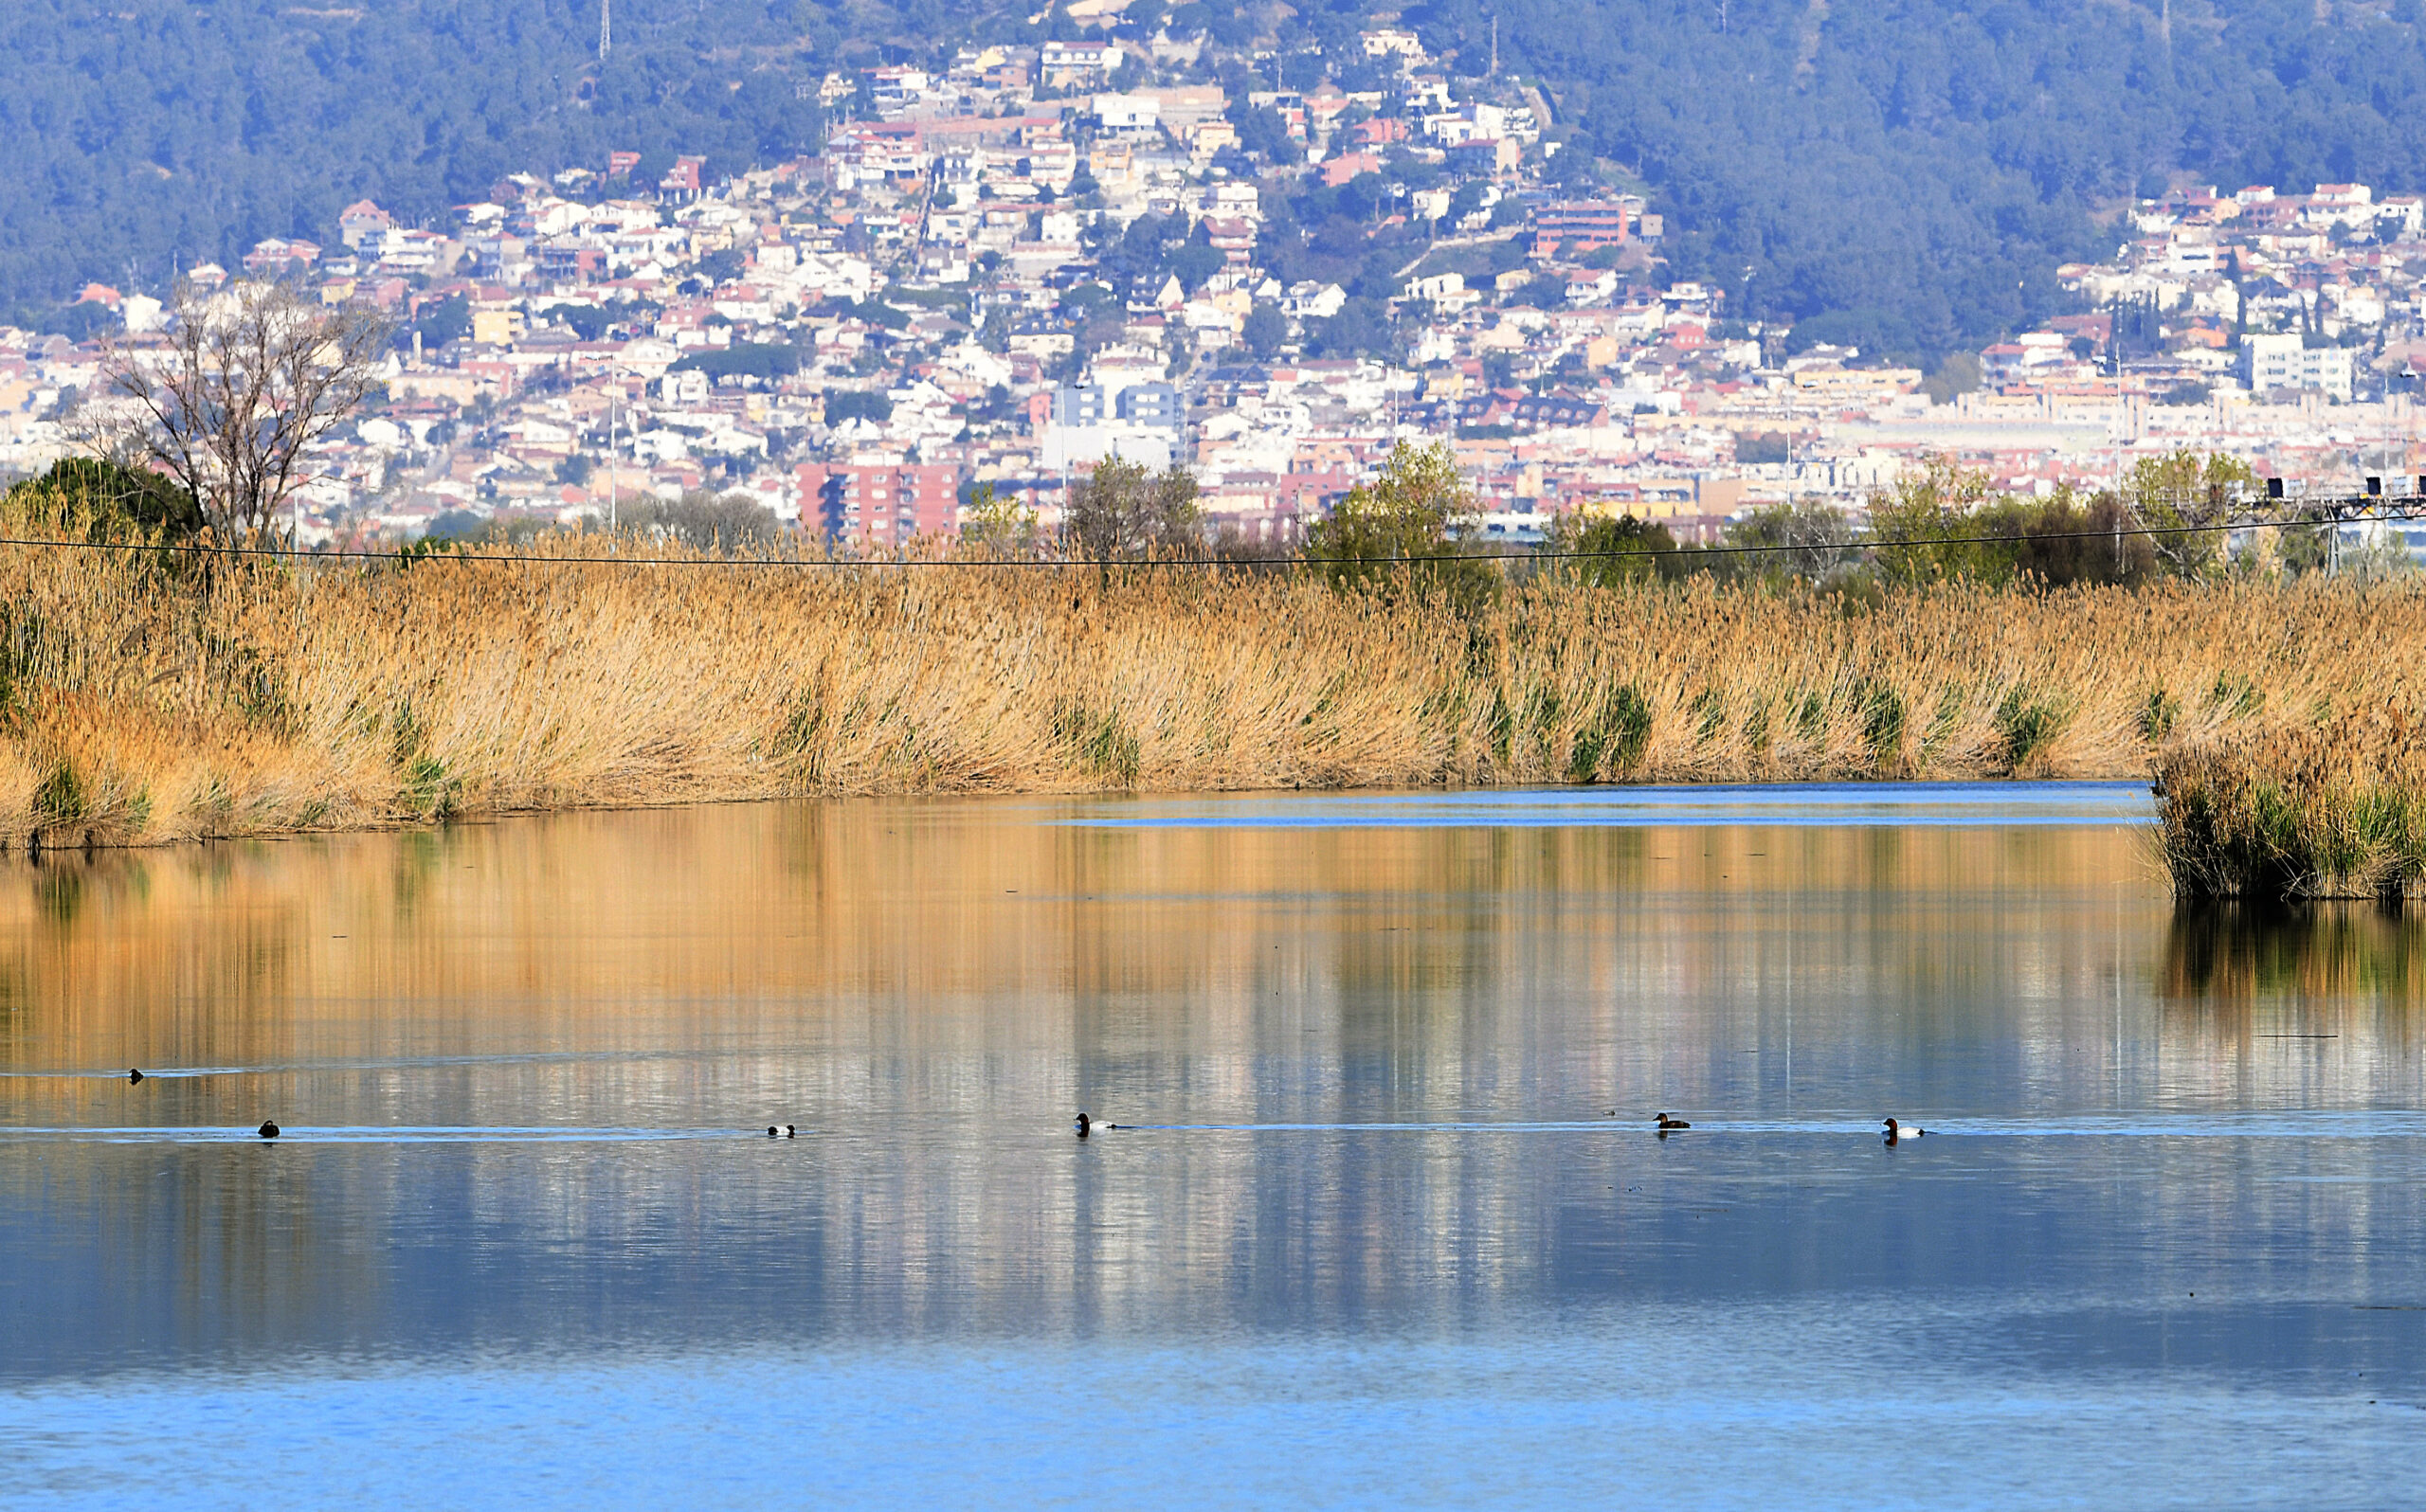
[1304,441,1498,611]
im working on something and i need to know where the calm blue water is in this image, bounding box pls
[1056,780,2159,828]
[2,786,2421,1507]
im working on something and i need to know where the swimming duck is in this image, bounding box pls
[258,1121,281,1140]
[128,1069,145,1085]
[766,1125,796,1138]
[1883,1117,1926,1143]
[1074,1112,1123,1137]
[1655,1113,1692,1130]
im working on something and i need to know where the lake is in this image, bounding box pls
[4,783,2423,1507]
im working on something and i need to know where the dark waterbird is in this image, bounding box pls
[1883,1117,1927,1143]
[1655,1113,1692,1130]
[258,1121,281,1140]
[128,1069,145,1084]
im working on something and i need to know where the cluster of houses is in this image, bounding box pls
[6,22,2424,548]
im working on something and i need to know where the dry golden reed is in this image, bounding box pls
[2154,710,2426,901]
[6,528,2423,850]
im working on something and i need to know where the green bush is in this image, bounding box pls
[1304,441,1498,613]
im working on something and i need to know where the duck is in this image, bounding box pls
[1883,1117,1926,1143]
[1074,1112,1123,1138]
[128,1068,146,1085]
[258,1121,281,1140]
[766,1125,796,1138]
[1655,1113,1692,1130]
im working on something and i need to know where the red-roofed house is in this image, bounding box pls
[1322,152,1382,188]
[337,200,395,250]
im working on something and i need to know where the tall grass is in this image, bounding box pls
[2154,711,2426,902]
[5,526,2421,850]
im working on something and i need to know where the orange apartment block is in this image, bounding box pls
[797,461,964,548]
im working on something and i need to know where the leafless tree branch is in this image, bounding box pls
[84,279,389,544]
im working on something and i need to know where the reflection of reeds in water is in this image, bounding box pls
[9,530,2423,847]
[2154,903,2426,1106]
[9,808,2405,1344]
[1,803,2142,1093]
[2155,712,2426,901]
[2163,902,2426,1005]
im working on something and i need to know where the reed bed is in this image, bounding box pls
[5,529,2423,852]
[2154,711,2426,902]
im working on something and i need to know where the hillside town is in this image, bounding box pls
[7,27,2426,549]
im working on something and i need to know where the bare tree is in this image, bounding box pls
[85,279,389,542]
[1063,456,1202,560]
[618,490,788,555]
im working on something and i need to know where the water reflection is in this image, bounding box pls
[1,793,2421,1500]
[2165,899,2426,1006]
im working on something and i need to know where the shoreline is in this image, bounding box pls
[6,535,2414,900]
[10,771,2167,859]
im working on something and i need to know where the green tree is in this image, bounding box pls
[2000,489,2156,588]
[824,391,894,426]
[1921,353,1983,405]
[1868,457,2001,587]
[1722,500,1860,585]
[671,342,803,383]
[1306,296,1395,361]
[1868,460,2157,588]
[1242,301,1287,359]
[1303,441,1497,609]
[957,481,1044,558]
[1548,510,1680,586]
[406,294,473,351]
[539,303,612,340]
[1165,241,1224,294]
[2125,451,2260,579]
[980,304,1013,354]
[1,456,204,541]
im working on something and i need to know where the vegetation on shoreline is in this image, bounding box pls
[2155,714,2426,904]
[6,489,2420,853]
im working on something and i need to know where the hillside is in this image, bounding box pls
[1490,0,2426,356]
[0,0,832,317]
[8,0,2426,358]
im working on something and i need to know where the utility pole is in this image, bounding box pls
[2112,300,2124,509]
[2112,308,2125,574]
[2405,366,2419,483]
[608,400,619,530]
[1785,368,1795,509]
[599,0,611,61]
[1490,15,1498,80]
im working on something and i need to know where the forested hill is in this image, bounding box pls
[1475,0,2426,357]
[9,0,2426,359]
[0,0,841,316]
